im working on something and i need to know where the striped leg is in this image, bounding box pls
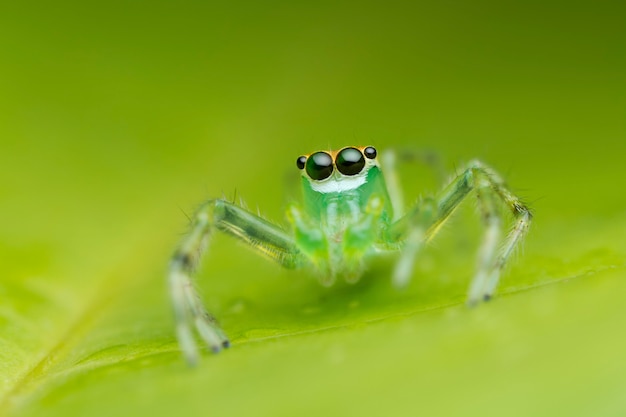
[388,160,532,303]
[169,199,303,364]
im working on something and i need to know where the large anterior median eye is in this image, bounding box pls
[305,152,334,180]
[336,147,365,176]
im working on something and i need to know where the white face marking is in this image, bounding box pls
[305,158,378,194]
[309,173,367,193]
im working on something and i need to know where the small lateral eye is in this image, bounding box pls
[305,152,334,180]
[363,146,377,159]
[296,156,306,170]
[336,147,365,176]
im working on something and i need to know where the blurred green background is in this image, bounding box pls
[1,1,625,416]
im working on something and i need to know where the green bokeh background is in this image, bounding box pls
[1,1,625,416]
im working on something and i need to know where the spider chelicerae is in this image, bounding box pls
[169,146,532,364]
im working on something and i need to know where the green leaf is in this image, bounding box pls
[1,1,625,416]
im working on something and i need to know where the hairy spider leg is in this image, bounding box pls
[380,148,447,222]
[169,199,304,365]
[467,161,533,300]
[387,160,532,304]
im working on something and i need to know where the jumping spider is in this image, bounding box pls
[169,146,532,364]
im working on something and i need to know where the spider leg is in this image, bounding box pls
[381,148,447,221]
[466,160,533,302]
[468,172,502,303]
[387,168,473,287]
[342,194,385,282]
[387,197,438,287]
[388,161,532,303]
[380,150,406,221]
[169,199,304,364]
[286,203,334,284]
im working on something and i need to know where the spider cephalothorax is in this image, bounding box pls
[295,146,380,194]
[169,146,532,364]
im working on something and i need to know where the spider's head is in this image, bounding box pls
[296,146,379,193]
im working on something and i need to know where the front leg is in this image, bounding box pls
[169,199,304,364]
[389,161,532,304]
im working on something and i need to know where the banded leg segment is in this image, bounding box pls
[389,161,532,303]
[467,161,533,301]
[469,174,502,303]
[169,199,303,364]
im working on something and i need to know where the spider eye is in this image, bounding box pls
[305,152,334,180]
[336,147,365,176]
[363,146,377,159]
[296,156,306,170]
